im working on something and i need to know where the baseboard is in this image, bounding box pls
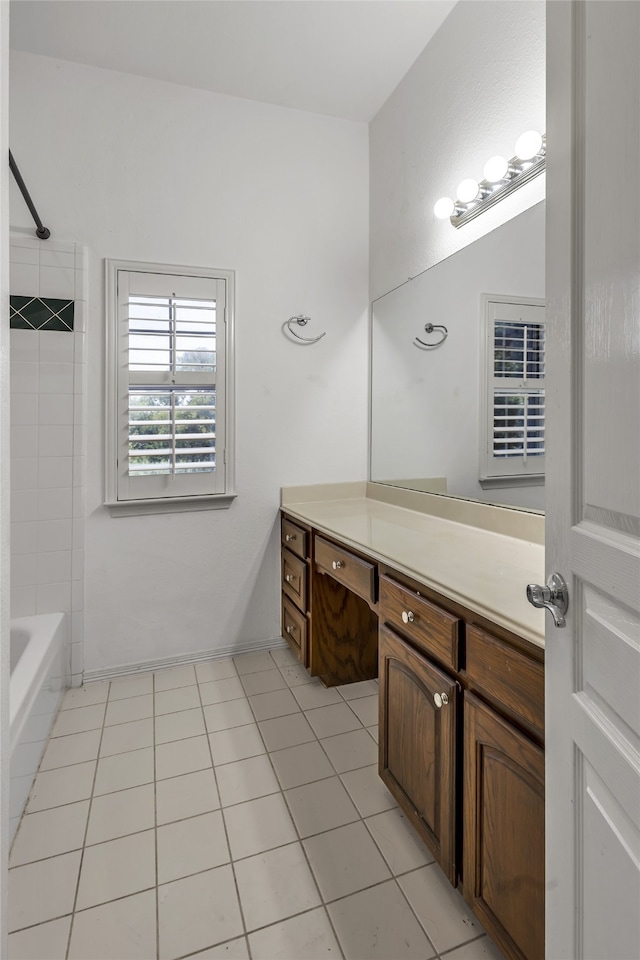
[83,636,287,683]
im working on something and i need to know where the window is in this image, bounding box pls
[480,295,545,485]
[105,261,235,514]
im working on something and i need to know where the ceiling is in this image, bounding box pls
[9,0,455,123]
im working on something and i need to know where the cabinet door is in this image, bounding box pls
[379,624,457,883]
[463,692,544,960]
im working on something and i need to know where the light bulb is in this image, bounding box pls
[456,179,479,203]
[483,155,509,182]
[514,130,543,161]
[434,197,454,219]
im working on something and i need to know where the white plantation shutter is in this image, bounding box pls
[481,298,546,482]
[106,262,235,510]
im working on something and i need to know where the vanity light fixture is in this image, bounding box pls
[434,130,546,229]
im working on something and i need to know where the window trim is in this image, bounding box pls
[105,259,236,516]
[479,293,545,487]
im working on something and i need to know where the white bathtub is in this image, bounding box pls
[10,613,68,842]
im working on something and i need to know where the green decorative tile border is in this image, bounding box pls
[10,296,74,332]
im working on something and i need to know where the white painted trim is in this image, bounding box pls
[105,493,237,517]
[82,636,288,683]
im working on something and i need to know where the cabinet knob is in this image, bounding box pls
[285,533,296,542]
[433,692,449,709]
[286,625,294,634]
[401,610,415,624]
[332,560,344,570]
[285,574,293,583]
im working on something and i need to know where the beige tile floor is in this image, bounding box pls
[8,646,504,960]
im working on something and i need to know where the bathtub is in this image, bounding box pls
[10,613,69,842]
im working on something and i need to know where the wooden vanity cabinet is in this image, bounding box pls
[280,516,311,666]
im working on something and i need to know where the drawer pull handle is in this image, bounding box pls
[286,625,294,634]
[332,560,344,570]
[285,533,296,542]
[433,692,449,709]
[285,574,294,583]
[401,610,415,624]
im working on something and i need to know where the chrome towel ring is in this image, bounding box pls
[413,322,448,349]
[284,315,326,344]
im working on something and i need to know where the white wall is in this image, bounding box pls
[9,52,369,674]
[370,0,545,300]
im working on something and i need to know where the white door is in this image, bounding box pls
[545,3,640,959]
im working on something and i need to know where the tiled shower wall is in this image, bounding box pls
[9,234,87,686]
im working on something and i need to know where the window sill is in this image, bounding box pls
[105,493,237,518]
[479,475,544,490]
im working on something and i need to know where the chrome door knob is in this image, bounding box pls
[526,572,569,627]
[332,560,344,570]
[433,692,449,709]
[401,610,415,624]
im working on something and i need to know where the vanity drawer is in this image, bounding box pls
[282,549,307,611]
[314,536,377,605]
[281,517,308,561]
[380,575,460,672]
[282,595,308,662]
[465,625,544,738]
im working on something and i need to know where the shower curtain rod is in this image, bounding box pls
[9,150,50,240]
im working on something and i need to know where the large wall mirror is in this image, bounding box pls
[370,201,545,513]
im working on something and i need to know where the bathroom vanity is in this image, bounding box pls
[280,482,545,960]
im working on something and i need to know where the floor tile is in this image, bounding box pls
[292,682,343,710]
[68,889,156,960]
[109,673,153,700]
[216,753,280,806]
[156,735,212,780]
[158,865,243,960]
[443,936,506,960]
[26,760,95,812]
[99,717,154,756]
[399,863,482,954]
[203,698,255,732]
[234,842,321,932]
[270,741,334,789]
[199,677,246,706]
[94,747,155,795]
[156,768,220,825]
[320,728,378,774]
[195,659,238,683]
[154,664,197,691]
[8,915,71,960]
[341,764,397,817]
[156,706,207,744]
[158,810,229,884]
[233,651,275,675]
[258,713,316,752]
[346,693,379,726]
[239,669,287,697]
[303,821,390,901]
[8,851,81,931]
[247,907,340,960]
[269,647,299,670]
[187,939,250,959]
[248,688,300,721]
[104,693,153,726]
[305,702,361,739]
[50,703,105,738]
[277,662,316,687]
[61,681,109,710]
[365,807,434,875]
[76,829,156,910]
[338,679,379,701]
[328,879,436,960]
[285,776,359,838]
[155,684,201,715]
[224,792,298,860]
[367,724,379,743]
[39,729,101,771]
[208,723,266,765]
[86,783,155,845]
[10,800,89,866]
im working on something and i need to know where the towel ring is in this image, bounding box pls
[413,323,448,349]
[284,315,326,344]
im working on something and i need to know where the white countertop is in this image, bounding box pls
[281,483,545,648]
